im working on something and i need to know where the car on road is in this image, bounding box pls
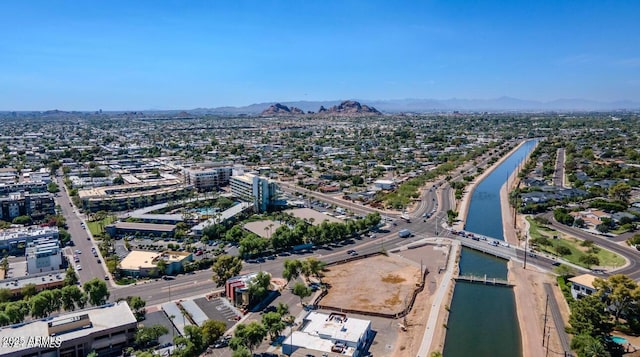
[104,275,110,280]
[75,264,82,270]
[213,339,228,348]
[75,249,81,254]
[86,237,90,241]
[346,249,355,254]
[96,259,101,264]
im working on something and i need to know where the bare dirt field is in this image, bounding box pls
[321,254,423,315]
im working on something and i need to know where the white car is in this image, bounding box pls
[75,264,82,270]
[75,249,81,254]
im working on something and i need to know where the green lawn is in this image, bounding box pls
[87,216,116,236]
[526,217,625,268]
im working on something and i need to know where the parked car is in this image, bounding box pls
[75,264,82,270]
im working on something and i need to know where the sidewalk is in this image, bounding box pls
[415,239,460,357]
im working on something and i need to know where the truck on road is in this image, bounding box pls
[398,229,411,238]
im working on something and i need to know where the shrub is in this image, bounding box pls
[556,246,571,256]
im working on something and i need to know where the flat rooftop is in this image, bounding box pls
[242,220,283,238]
[110,222,176,232]
[119,250,159,270]
[284,208,343,226]
[0,302,136,355]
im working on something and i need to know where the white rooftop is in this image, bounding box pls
[302,312,370,344]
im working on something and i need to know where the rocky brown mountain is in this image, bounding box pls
[260,103,304,116]
[319,100,381,115]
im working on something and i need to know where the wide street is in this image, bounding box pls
[54,174,109,284]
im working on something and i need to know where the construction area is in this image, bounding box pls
[319,253,424,316]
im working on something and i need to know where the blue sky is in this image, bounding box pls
[1,0,639,110]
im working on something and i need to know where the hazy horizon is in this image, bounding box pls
[2,1,639,111]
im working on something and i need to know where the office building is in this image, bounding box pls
[0,302,137,357]
[229,173,278,213]
[26,237,63,273]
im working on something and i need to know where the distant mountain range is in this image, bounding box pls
[193,97,640,114]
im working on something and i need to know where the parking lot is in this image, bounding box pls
[194,297,241,330]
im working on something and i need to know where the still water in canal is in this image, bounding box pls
[442,140,536,357]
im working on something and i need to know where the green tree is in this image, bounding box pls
[61,285,84,311]
[609,182,632,203]
[21,283,37,299]
[554,264,577,279]
[29,293,51,318]
[568,295,613,337]
[247,271,271,303]
[3,300,29,324]
[201,319,226,346]
[231,346,252,357]
[64,266,79,286]
[261,311,285,341]
[183,325,205,351]
[126,296,146,321]
[83,278,110,306]
[47,182,60,193]
[570,334,610,357]
[229,322,267,354]
[155,259,167,277]
[135,324,168,348]
[301,257,326,283]
[0,288,11,303]
[282,259,302,283]
[593,274,640,323]
[211,255,243,287]
[292,281,312,306]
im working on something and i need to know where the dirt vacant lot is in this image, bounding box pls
[321,254,423,315]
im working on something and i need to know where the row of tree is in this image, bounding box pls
[203,212,382,258]
[0,274,111,326]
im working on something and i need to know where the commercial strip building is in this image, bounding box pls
[224,272,261,308]
[0,226,59,252]
[118,250,193,277]
[105,222,177,239]
[0,271,65,299]
[0,192,55,222]
[229,172,279,213]
[282,312,373,357]
[0,301,137,357]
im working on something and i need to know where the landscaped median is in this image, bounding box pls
[526,216,624,269]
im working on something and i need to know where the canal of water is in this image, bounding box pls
[442,140,537,357]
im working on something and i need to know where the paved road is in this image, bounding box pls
[544,282,572,355]
[541,212,640,280]
[54,174,109,284]
[554,148,566,187]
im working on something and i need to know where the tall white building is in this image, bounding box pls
[26,236,63,273]
[230,173,278,213]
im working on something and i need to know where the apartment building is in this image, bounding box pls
[184,165,233,191]
[229,173,278,213]
[26,236,63,274]
[0,192,55,222]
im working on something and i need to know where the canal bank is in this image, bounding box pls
[455,139,529,231]
[500,148,567,357]
[442,139,538,357]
